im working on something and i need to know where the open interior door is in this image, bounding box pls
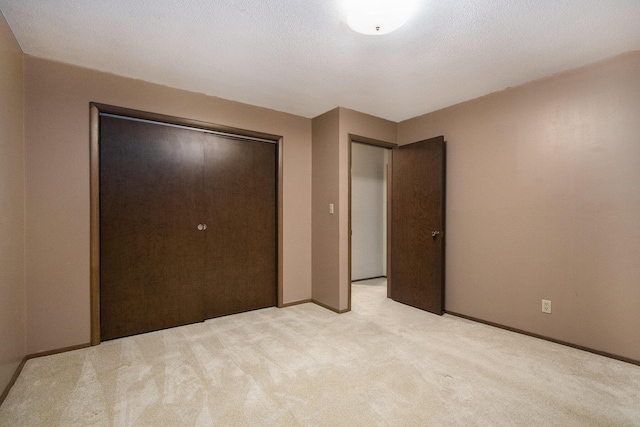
[390,136,445,314]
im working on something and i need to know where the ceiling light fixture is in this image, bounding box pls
[346,0,418,35]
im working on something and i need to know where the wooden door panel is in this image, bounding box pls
[202,135,277,318]
[100,116,205,340]
[390,136,445,314]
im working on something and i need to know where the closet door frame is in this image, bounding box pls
[89,102,284,346]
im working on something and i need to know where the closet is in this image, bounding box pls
[99,114,277,340]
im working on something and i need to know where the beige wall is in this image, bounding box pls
[399,51,640,361]
[0,12,25,392]
[311,108,341,308]
[312,107,397,311]
[24,57,312,354]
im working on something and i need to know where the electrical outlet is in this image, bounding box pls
[542,299,552,314]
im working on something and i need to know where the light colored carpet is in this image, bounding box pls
[1,278,639,426]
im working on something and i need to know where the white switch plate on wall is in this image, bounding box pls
[329,203,334,214]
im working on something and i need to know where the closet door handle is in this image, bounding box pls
[202,224,208,230]
[197,223,205,231]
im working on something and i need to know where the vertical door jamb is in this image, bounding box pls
[277,136,284,308]
[89,104,100,346]
[386,154,393,299]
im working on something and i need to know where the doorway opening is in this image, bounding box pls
[348,134,446,315]
[348,135,396,310]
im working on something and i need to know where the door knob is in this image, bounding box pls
[197,223,208,231]
[432,231,441,238]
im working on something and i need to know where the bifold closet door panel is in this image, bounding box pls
[203,135,277,318]
[100,116,206,340]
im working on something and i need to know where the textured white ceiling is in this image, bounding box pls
[2,0,640,122]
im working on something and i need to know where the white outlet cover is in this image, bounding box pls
[542,299,552,314]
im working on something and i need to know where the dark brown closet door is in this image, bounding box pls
[100,116,205,340]
[202,135,277,318]
[390,136,445,314]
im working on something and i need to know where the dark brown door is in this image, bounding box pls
[390,136,445,314]
[202,134,277,318]
[100,115,277,340]
[100,116,206,340]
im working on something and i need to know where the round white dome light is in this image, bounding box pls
[346,0,418,35]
